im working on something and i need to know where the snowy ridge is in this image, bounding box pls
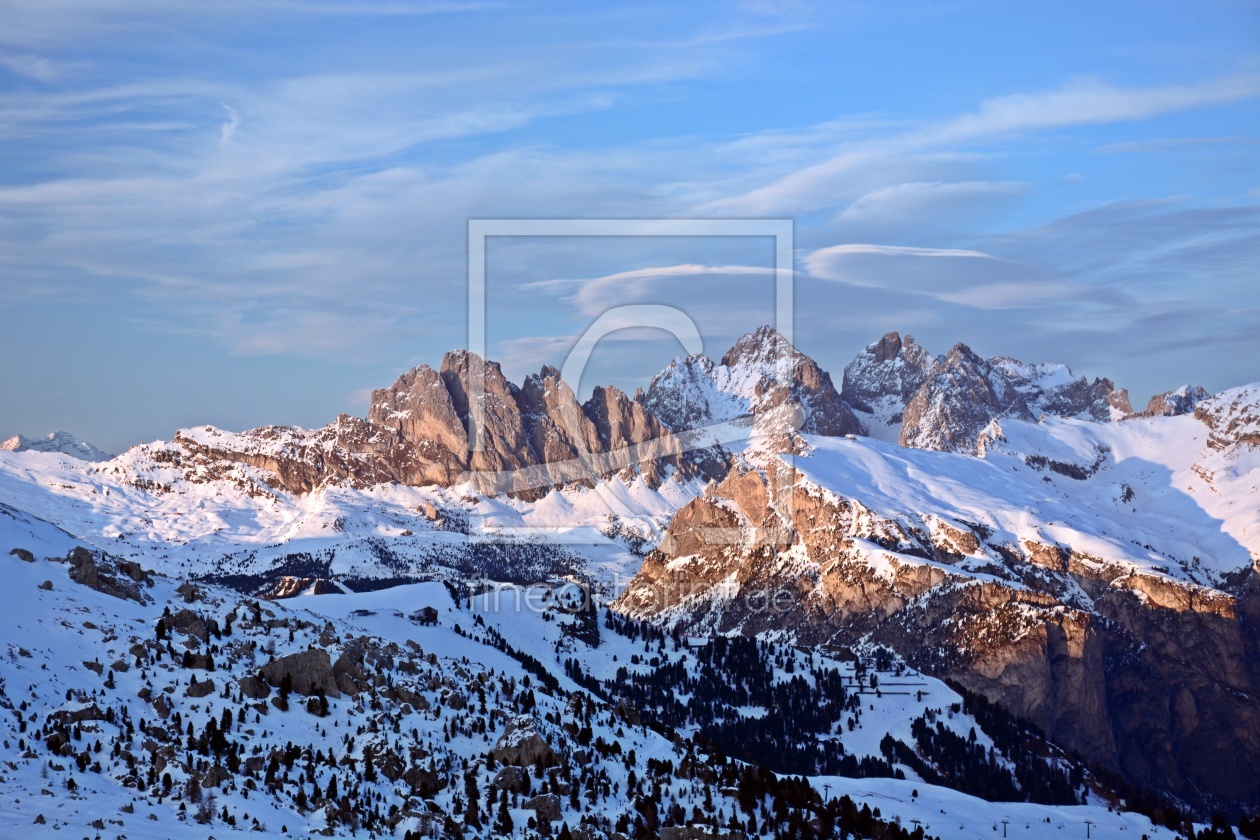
[0,437,701,592]
[4,329,1260,826]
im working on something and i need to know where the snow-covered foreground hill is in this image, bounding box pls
[0,504,1185,839]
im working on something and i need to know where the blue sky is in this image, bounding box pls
[1,0,1257,452]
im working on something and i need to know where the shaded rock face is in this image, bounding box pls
[238,675,271,700]
[614,463,1260,812]
[523,793,562,823]
[1090,577,1260,805]
[162,609,208,643]
[491,765,529,792]
[185,678,215,698]
[258,649,340,698]
[401,765,445,797]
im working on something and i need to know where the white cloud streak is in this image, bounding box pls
[707,74,1260,216]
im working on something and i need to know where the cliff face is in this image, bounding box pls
[614,451,1260,812]
[160,351,689,500]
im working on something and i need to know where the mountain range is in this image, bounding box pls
[2,326,1258,838]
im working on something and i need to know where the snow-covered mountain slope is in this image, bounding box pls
[0,430,112,461]
[0,532,1185,840]
[0,440,700,595]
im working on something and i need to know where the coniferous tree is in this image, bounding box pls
[495,787,514,834]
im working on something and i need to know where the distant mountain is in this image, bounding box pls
[841,332,1132,452]
[0,430,112,461]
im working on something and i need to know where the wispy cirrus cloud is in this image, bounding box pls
[805,243,1084,311]
[926,74,1260,144]
[0,0,494,50]
[2,0,1258,451]
[707,74,1260,217]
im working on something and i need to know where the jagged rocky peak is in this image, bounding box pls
[844,330,1132,451]
[584,385,647,450]
[720,326,831,397]
[901,342,1035,453]
[580,384,683,486]
[367,364,468,454]
[517,364,603,465]
[839,331,942,443]
[719,324,797,371]
[1140,384,1211,418]
[842,331,942,408]
[0,430,112,462]
[644,326,864,440]
[438,349,526,443]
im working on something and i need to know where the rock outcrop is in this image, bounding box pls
[1195,385,1260,451]
[1138,385,1211,418]
[65,547,152,604]
[264,577,340,599]
[258,649,340,698]
[489,715,558,768]
[523,793,562,823]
